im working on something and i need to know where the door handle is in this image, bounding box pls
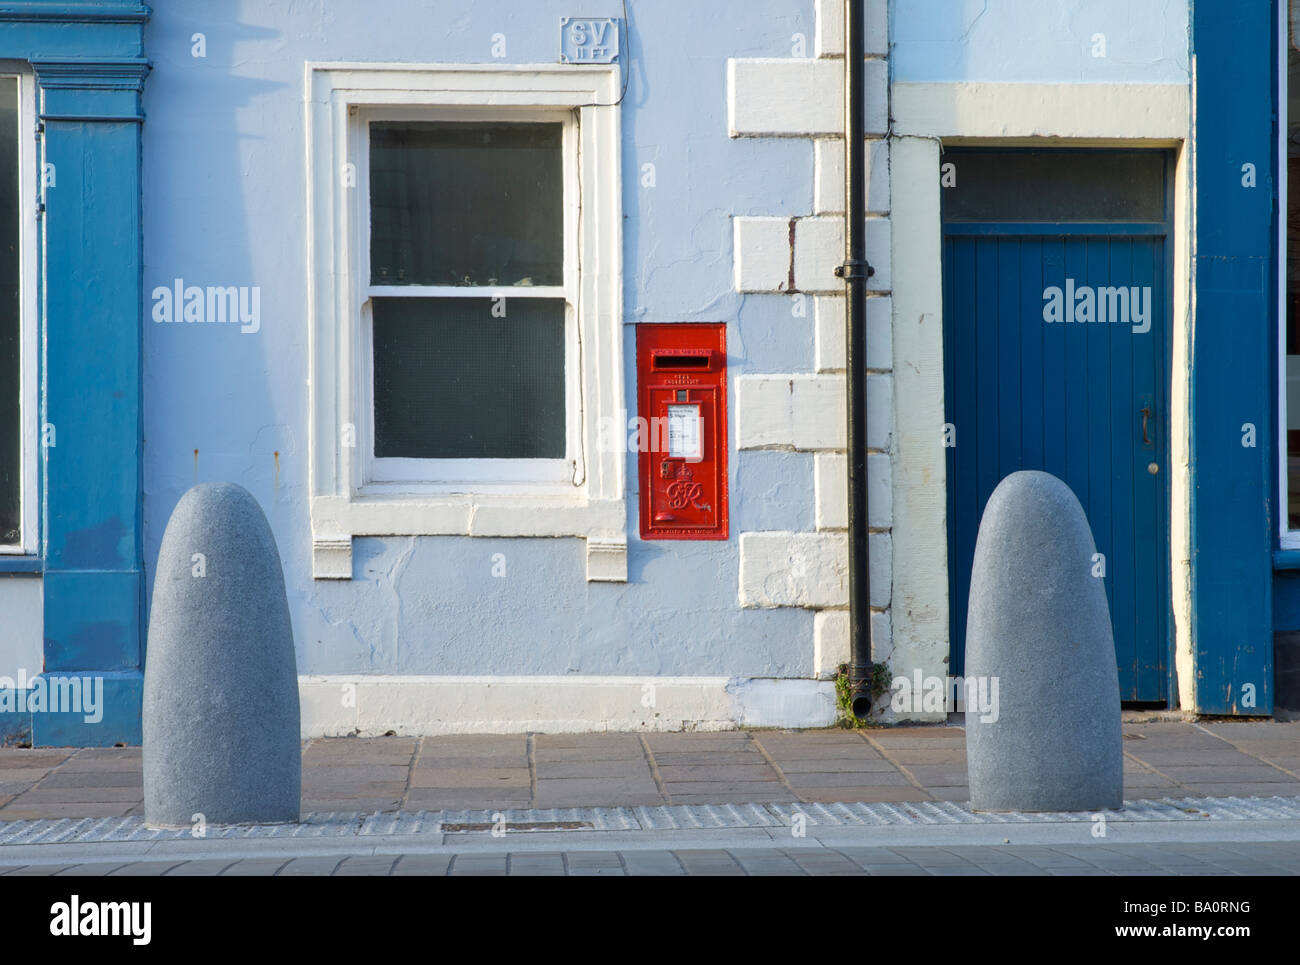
[1140,405,1152,446]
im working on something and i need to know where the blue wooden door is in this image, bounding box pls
[942,152,1172,702]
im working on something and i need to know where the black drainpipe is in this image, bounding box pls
[835,0,875,718]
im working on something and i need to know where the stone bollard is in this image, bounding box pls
[143,483,300,827]
[964,470,1122,812]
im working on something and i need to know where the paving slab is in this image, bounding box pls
[506,852,566,875]
[618,850,686,875]
[772,757,898,773]
[10,787,143,804]
[565,851,625,875]
[648,751,767,765]
[162,859,238,876]
[408,768,530,789]
[0,802,135,820]
[35,770,145,789]
[278,856,346,876]
[450,855,507,875]
[0,768,59,784]
[672,849,746,875]
[220,859,290,876]
[0,751,75,768]
[534,762,650,779]
[106,861,186,876]
[1158,765,1296,782]
[390,854,455,875]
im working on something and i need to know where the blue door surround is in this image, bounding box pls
[1189,0,1275,715]
[0,2,150,745]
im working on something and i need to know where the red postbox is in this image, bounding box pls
[636,323,728,540]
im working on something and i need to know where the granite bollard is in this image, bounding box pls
[143,483,300,827]
[964,470,1122,811]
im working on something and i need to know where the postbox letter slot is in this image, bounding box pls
[651,352,711,370]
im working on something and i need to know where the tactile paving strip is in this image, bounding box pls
[1,795,1298,846]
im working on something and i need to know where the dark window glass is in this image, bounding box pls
[369,122,563,287]
[0,78,19,545]
[372,297,566,459]
[941,149,1166,223]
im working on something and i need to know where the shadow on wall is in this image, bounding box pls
[139,12,289,648]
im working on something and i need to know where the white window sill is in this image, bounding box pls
[309,492,627,582]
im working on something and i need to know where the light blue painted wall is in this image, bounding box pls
[892,0,1189,84]
[140,1,822,678]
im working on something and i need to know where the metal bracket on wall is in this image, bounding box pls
[834,259,875,280]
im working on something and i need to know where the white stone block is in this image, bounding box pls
[728,58,887,137]
[813,609,849,676]
[735,373,891,451]
[814,137,890,214]
[793,216,890,294]
[586,537,628,582]
[815,450,892,530]
[816,0,888,57]
[812,607,893,676]
[739,530,890,608]
[815,294,892,372]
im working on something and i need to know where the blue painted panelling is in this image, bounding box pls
[1189,0,1274,714]
[30,672,142,747]
[0,3,151,744]
[1275,570,1300,630]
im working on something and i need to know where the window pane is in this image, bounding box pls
[370,122,563,287]
[0,78,19,545]
[372,297,566,460]
[942,149,1166,223]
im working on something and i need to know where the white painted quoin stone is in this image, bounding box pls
[735,373,891,452]
[727,58,887,138]
[728,0,893,708]
[815,451,891,531]
[815,138,890,215]
[815,294,892,372]
[813,608,893,678]
[738,531,891,610]
[815,0,889,58]
[732,216,890,294]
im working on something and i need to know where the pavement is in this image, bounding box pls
[3,719,1300,820]
[1,718,1298,875]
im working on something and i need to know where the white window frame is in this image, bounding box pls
[357,106,579,492]
[0,68,37,557]
[306,63,626,581]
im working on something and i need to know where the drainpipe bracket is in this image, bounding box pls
[834,260,875,280]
